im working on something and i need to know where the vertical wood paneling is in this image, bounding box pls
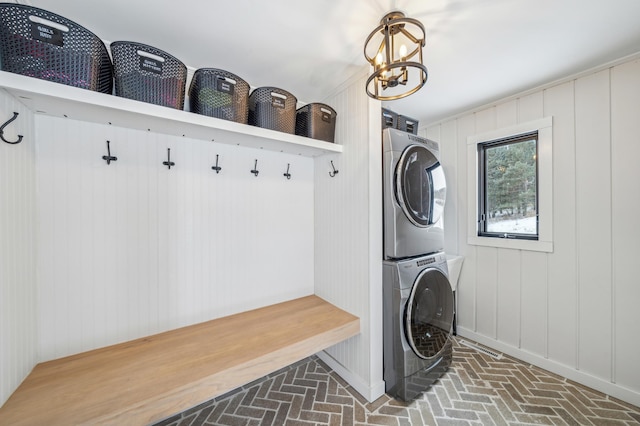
[516,92,548,357]
[442,57,640,406]
[475,248,498,338]
[314,76,381,398]
[473,108,499,338]
[0,91,37,406]
[610,59,640,389]
[574,69,612,380]
[494,99,521,347]
[438,120,458,255]
[496,249,520,346]
[520,251,547,355]
[544,81,578,367]
[457,114,476,331]
[36,115,315,361]
[496,100,518,129]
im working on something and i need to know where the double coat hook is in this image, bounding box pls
[0,112,23,144]
[212,154,222,173]
[163,148,175,169]
[329,160,339,177]
[250,159,259,177]
[284,163,291,180]
[102,140,117,165]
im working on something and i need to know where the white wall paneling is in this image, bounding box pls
[428,56,640,406]
[456,114,476,332]
[35,115,315,361]
[544,81,578,368]
[496,249,520,347]
[314,76,385,402]
[0,90,37,406]
[574,69,612,381]
[610,59,640,391]
[433,120,459,256]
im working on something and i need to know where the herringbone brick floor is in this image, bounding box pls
[153,337,640,425]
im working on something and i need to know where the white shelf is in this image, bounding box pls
[0,71,342,157]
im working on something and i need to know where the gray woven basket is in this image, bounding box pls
[110,41,186,109]
[0,3,113,93]
[189,68,249,123]
[295,103,337,143]
[248,87,297,133]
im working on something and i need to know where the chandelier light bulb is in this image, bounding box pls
[399,44,407,60]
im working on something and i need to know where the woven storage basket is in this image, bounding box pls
[0,3,112,93]
[381,108,398,130]
[397,114,419,134]
[189,68,249,123]
[110,41,186,109]
[248,87,297,133]
[295,103,337,143]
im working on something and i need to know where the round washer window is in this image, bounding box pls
[395,145,446,227]
[405,268,454,359]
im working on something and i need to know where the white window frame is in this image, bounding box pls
[467,117,553,252]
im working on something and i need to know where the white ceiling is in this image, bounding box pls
[21,0,640,125]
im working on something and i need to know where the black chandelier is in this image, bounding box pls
[364,11,428,100]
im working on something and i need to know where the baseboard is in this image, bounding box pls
[457,327,640,408]
[316,351,386,403]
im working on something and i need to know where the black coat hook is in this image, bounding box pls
[284,163,291,180]
[212,154,222,173]
[163,148,175,169]
[0,112,23,145]
[329,160,339,177]
[102,140,118,165]
[250,159,259,177]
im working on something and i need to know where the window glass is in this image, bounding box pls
[478,132,538,240]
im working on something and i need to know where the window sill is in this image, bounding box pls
[467,236,553,252]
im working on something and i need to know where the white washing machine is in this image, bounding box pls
[383,128,446,260]
[383,251,454,401]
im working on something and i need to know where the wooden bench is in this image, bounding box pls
[0,295,359,425]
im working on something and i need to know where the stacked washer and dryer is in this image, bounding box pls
[382,126,455,402]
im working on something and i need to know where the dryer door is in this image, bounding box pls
[395,145,446,228]
[405,267,454,359]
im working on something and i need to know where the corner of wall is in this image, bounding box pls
[314,76,385,402]
[0,90,38,406]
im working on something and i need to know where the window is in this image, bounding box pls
[467,117,553,252]
[477,132,538,240]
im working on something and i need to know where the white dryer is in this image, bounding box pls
[383,128,446,259]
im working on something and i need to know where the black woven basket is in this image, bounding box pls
[248,87,297,133]
[189,68,249,123]
[295,103,337,143]
[397,114,419,134]
[382,108,398,130]
[110,41,186,109]
[0,3,112,93]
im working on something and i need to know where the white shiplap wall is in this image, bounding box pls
[35,115,315,361]
[427,56,640,406]
[314,75,385,402]
[0,91,37,406]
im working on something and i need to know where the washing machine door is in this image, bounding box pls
[395,144,446,228]
[405,268,454,359]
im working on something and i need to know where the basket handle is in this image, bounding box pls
[217,76,237,85]
[136,50,166,63]
[320,107,333,115]
[271,92,287,100]
[28,16,69,33]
